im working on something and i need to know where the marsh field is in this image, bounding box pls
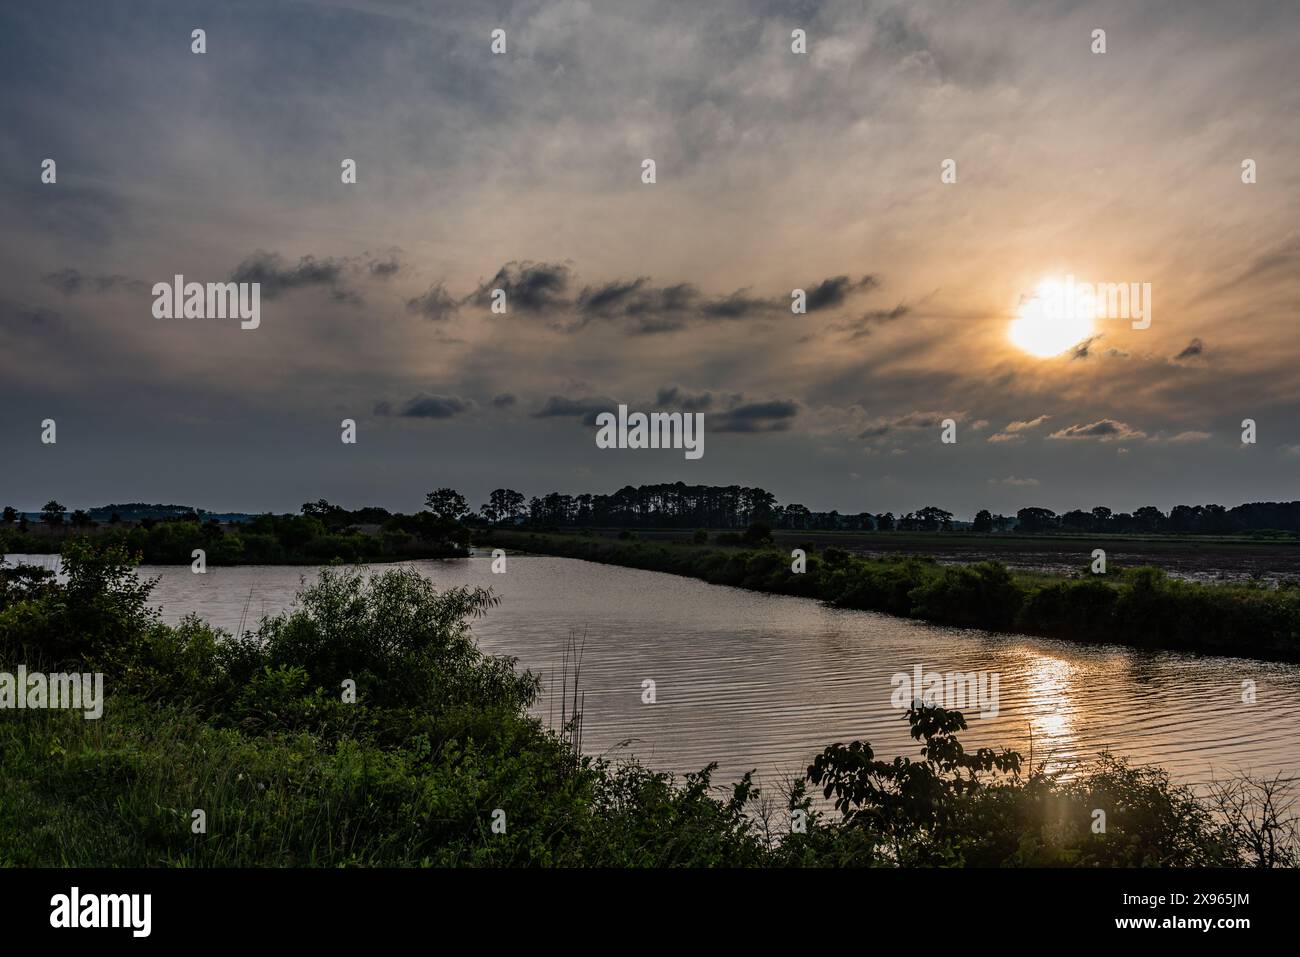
[580,527,1300,585]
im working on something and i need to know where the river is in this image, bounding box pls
[9,551,1299,789]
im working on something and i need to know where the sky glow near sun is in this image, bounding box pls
[1008,279,1098,359]
[3,0,1300,517]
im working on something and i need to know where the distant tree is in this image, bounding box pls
[483,488,526,524]
[812,509,842,531]
[1,505,17,525]
[972,509,993,533]
[40,501,66,527]
[747,488,778,524]
[301,499,349,531]
[876,511,895,531]
[1167,505,1198,534]
[916,506,953,532]
[1134,506,1165,533]
[1015,507,1058,534]
[1199,503,1229,534]
[109,512,122,525]
[783,504,812,530]
[1060,509,1091,532]
[424,488,469,522]
[69,509,94,529]
[1090,506,1112,532]
[742,522,774,546]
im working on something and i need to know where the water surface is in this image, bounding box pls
[9,551,1297,788]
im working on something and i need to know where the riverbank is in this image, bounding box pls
[2,542,1290,868]
[481,530,1300,662]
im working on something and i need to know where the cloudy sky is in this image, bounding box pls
[3,0,1298,517]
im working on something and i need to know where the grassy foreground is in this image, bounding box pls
[1,542,1295,867]
[484,531,1300,661]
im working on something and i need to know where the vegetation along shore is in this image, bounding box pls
[483,529,1300,662]
[1,544,1294,867]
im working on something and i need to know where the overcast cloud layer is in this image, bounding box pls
[3,0,1299,517]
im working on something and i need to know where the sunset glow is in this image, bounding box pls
[1008,280,1097,358]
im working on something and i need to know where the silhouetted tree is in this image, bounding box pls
[1015,507,1058,534]
[424,488,469,522]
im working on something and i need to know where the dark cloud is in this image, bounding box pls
[834,303,908,340]
[1049,419,1146,441]
[368,255,403,279]
[532,394,617,426]
[1173,338,1205,362]
[987,415,1051,443]
[713,400,799,433]
[1070,335,1102,360]
[375,393,472,419]
[577,278,741,333]
[41,269,146,296]
[406,282,459,321]
[858,409,964,440]
[577,278,652,315]
[231,250,356,301]
[491,393,517,408]
[488,268,883,334]
[655,386,714,412]
[624,284,698,322]
[804,275,878,311]
[700,289,779,319]
[473,261,571,313]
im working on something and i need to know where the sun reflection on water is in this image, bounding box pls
[1021,654,1081,774]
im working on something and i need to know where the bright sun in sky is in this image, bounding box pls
[1008,279,1096,358]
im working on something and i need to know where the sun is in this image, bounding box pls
[1008,279,1096,358]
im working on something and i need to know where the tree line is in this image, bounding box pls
[418,485,1300,536]
[9,487,1300,537]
